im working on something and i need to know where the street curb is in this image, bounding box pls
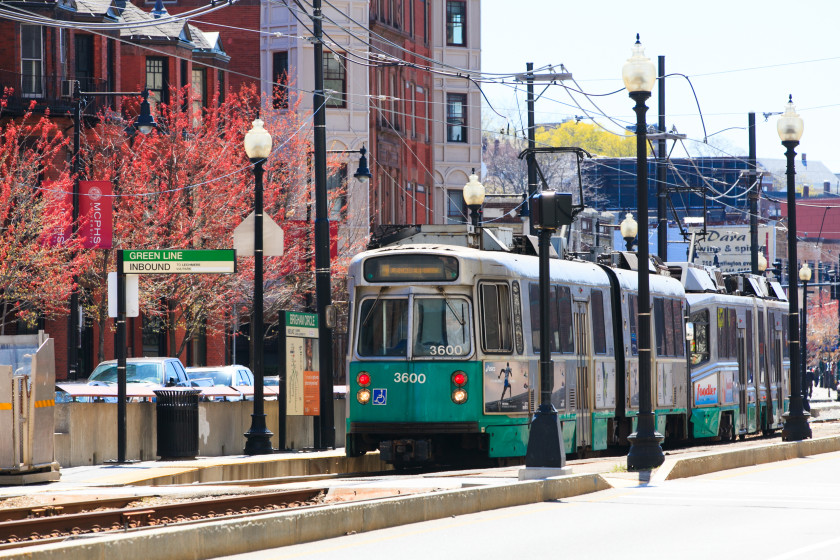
[653,435,840,483]
[0,474,609,559]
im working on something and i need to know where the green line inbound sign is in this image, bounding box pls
[121,249,236,274]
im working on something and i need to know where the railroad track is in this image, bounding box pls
[0,488,324,550]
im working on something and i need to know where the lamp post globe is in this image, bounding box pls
[620,212,638,251]
[799,262,811,282]
[622,34,664,471]
[243,118,274,455]
[244,119,272,160]
[758,252,767,273]
[778,96,811,441]
[463,169,485,228]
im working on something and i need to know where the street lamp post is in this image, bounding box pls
[622,35,665,471]
[779,96,811,441]
[243,119,274,455]
[800,262,812,412]
[758,252,768,275]
[620,213,638,252]
[463,169,485,249]
[65,83,157,463]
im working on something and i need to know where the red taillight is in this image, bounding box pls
[451,371,467,386]
[357,372,371,387]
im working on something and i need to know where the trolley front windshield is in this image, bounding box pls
[356,296,471,359]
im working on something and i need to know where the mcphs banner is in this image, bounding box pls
[50,181,113,249]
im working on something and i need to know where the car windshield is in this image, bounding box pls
[189,369,234,386]
[88,362,163,384]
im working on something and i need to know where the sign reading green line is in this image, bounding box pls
[121,249,236,274]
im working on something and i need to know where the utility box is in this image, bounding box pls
[0,333,60,483]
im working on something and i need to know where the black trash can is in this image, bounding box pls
[154,389,201,460]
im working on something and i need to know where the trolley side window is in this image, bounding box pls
[591,289,607,354]
[412,296,471,358]
[556,285,574,353]
[628,294,638,356]
[357,298,409,357]
[690,309,710,366]
[479,282,513,353]
[671,299,685,357]
[528,283,573,353]
[717,307,737,360]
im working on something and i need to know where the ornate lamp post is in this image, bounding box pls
[800,262,812,411]
[622,34,665,470]
[620,213,638,251]
[243,119,274,455]
[463,169,485,228]
[778,96,811,440]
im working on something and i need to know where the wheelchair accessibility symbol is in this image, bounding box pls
[372,389,387,405]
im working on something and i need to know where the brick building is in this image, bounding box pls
[0,0,230,379]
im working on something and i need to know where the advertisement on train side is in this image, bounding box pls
[483,361,531,414]
[694,376,719,406]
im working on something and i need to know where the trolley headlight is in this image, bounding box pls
[451,371,467,387]
[452,388,468,404]
[357,388,371,404]
[357,371,371,387]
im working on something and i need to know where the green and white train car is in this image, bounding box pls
[344,242,790,467]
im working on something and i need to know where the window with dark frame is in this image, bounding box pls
[672,299,685,357]
[689,309,709,366]
[628,295,638,356]
[591,290,607,354]
[529,283,573,354]
[145,56,168,108]
[21,24,43,96]
[273,51,289,109]
[446,93,467,143]
[446,1,466,46]
[480,283,512,353]
[323,51,346,108]
[327,163,347,220]
[191,68,207,116]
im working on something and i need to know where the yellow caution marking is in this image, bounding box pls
[0,403,11,411]
[34,399,55,408]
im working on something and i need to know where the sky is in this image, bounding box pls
[480,0,840,175]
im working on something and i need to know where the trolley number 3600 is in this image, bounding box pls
[394,373,426,384]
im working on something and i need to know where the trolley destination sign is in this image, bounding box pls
[120,249,236,274]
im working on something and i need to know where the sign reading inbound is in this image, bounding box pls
[122,249,236,274]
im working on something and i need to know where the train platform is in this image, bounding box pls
[2,397,840,559]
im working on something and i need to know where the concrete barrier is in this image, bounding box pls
[654,435,840,482]
[54,399,346,467]
[1,473,610,560]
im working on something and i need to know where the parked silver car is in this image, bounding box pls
[185,365,254,400]
[88,357,191,387]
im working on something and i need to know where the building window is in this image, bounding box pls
[273,51,289,109]
[20,25,43,96]
[446,1,466,46]
[327,163,347,219]
[218,70,225,104]
[146,57,168,109]
[447,189,464,223]
[446,93,467,143]
[191,68,206,121]
[323,51,346,108]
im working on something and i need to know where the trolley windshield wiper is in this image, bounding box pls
[361,287,387,326]
[437,286,465,326]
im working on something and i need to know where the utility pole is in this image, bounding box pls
[312,0,335,449]
[526,63,537,236]
[515,64,573,236]
[68,81,82,381]
[748,112,759,274]
[656,56,667,259]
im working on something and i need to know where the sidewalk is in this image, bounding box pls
[805,385,840,422]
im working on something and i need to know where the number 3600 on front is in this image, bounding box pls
[393,373,426,383]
